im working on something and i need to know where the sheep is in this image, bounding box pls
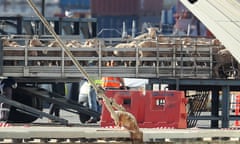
[179,37,219,67]
[138,39,174,66]
[146,27,158,40]
[138,40,158,66]
[133,27,158,41]
[66,39,100,66]
[213,48,239,78]
[29,39,45,47]
[43,40,62,66]
[28,39,44,57]
[2,37,23,66]
[113,41,138,66]
[28,39,46,66]
[66,40,82,48]
[2,38,21,47]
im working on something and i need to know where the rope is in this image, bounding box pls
[26,0,126,126]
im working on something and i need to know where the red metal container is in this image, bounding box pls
[100,90,187,128]
[91,0,139,16]
[138,0,163,16]
[143,90,187,128]
[100,90,146,126]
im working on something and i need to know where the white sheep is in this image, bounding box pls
[113,41,138,66]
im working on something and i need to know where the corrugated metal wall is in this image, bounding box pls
[138,0,163,16]
[91,0,139,16]
[91,0,164,16]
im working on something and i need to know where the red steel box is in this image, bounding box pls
[100,90,146,126]
[143,90,187,128]
[100,90,187,128]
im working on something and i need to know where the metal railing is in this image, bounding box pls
[0,36,216,81]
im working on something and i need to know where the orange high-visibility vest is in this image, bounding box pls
[101,77,121,89]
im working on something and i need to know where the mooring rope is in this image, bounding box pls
[26,0,135,129]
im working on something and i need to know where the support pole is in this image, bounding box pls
[211,88,219,128]
[221,85,230,128]
[0,39,3,75]
[41,0,45,34]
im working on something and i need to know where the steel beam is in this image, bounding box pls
[221,85,230,128]
[0,95,68,125]
[0,39,3,75]
[211,89,219,128]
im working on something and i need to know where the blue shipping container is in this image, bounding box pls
[96,15,139,38]
[59,0,90,10]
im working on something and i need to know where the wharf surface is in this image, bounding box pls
[0,109,239,143]
[0,125,239,143]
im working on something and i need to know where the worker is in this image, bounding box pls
[101,60,125,90]
[0,77,17,121]
[101,76,125,90]
[78,78,100,123]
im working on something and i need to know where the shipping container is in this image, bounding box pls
[91,0,139,16]
[95,15,139,38]
[59,0,90,11]
[138,0,163,16]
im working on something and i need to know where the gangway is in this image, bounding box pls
[180,0,240,63]
[0,85,100,125]
[187,91,209,128]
